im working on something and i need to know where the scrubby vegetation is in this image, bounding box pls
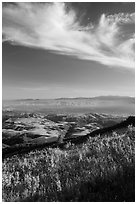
[2,126,135,202]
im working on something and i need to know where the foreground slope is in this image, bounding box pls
[2,125,135,202]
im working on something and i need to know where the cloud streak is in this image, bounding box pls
[2,3,135,69]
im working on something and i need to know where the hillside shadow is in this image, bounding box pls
[21,165,135,202]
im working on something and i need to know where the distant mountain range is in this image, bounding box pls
[3,95,135,101]
[56,96,134,100]
[3,96,135,116]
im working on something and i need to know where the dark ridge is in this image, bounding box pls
[63,116,135,145]
[2,116,135,159]
[87,116,135,137]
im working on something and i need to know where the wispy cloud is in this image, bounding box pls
[2,3,135,69]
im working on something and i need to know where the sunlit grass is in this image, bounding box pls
[2,126,135,201]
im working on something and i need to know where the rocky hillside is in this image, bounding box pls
[2,110,134,158]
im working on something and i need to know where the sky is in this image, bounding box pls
[2,2,135,99]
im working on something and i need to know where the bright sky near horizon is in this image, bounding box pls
[2,2,135,99]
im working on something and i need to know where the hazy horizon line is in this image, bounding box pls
[2,95,135,101]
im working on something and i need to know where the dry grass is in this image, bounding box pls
[2,126,135,202]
